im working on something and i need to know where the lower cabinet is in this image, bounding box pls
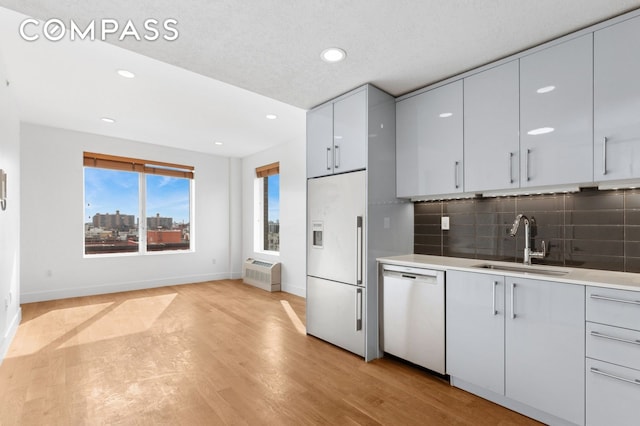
[447,270,585,425]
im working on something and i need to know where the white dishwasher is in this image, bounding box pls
[382,264,445,374]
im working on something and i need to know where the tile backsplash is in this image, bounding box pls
[414,188,640,273]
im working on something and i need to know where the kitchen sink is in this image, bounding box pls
[472,263,569,276]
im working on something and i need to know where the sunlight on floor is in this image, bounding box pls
[57,293,177,349]
[280,300,306,335]
[7,302,114,357]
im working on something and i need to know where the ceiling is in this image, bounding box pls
[1,1,640,157]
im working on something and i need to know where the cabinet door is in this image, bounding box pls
[594,15,640,181]
[307,103,334,178]
[396,81,463,197]
[307,276,364,357]
[505,277,585,425]
[464,61,520,192]
[520,35,593,187]
[396,94,421,197]
[586,358,640,426]
[333,90,367,174]
[446,271,505,395]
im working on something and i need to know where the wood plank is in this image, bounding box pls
[0,280,541,425]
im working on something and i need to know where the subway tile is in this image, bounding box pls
[625,189,640,210]
[565,225,624,241]
[516,194,564,212]
[625,226,640,241]
[415,214,441,225]
[565,190,623,211]
[443,199,476,214]
[414,235,442,246]
[564,254,624,272]
[448,213,475,226]
[414,202,441,215]
[625,256,640,273]
[415,224,441,236]
[414,244,441,256]
[443,246,476,259]
[626,210,640,226]
[565,240,624,257]
[566,211,624,226]
[625,241,640,258]
[474,197,516,213]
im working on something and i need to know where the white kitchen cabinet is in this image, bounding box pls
[306,89,366,178]
[446,270,505,395]
[586,359,640,426]
[594,15,640,182]
[505,277,585,426]
[464,61,520,192]
[396,80,463,198]
[447,271,585,425]
[520,34,593,188]
[307,102,333,178]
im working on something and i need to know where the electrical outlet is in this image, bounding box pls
[441,216,450,230]
[212,258,216,265]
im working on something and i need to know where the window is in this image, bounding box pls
[84,152,193,255]
[255,162,279,253]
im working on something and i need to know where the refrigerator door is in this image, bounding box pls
[307,276,365,356]
[307,170,366,286]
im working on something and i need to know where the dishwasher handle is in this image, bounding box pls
[382,269,440,284]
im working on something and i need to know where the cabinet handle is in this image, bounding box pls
[590,294,640,306]
[355,288,363,331]
[454,161,460,189]
[509,152,514,184]
[602,137,608,176]
[326,147,332,171]
[492,281,498,316]
[510,282,516,319]
[590,331,640,346]
[590,367,640,386]
[356,216,363,285]
[334,145,340,169]
[525,149,531,182]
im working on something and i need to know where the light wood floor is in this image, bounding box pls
[0,280,540,425]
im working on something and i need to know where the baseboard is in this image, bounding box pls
[282,285,305,298]
[21,272,232,303]
[229,271,243,280]
[0,307,22,365]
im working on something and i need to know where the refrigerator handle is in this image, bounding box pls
[356,288,363,331]
[356,216,363,285]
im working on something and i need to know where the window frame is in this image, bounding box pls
[254,162,280,255]
[83,152,195,258]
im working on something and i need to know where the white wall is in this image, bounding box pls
[0,52,22,362]
[242,138,306,297]
[20,123,234,302]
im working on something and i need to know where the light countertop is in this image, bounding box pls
[377,254,640,293]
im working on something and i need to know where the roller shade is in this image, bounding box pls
[83,152,194,179]
[256,162,279,178]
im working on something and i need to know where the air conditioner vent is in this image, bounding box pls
[242,258,281,292]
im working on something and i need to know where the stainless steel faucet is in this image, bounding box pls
[509,214,546,265]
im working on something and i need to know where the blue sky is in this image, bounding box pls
[268,174,280,222]
[84,168,190,224]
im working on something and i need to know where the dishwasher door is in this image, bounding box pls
[382,264,445,374]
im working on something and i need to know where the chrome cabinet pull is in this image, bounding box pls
[590,331,640,346]
[603,137,608,175]
[509,152,514,184]
[526,149,531,182]
[590,367,640,386]
[356,216,363,285]
[510,283,516,319]
[334,145,340,169]
[492,281,498,316]
[326,147,332,171]
[355,288,363,331]
[590,294,640,306]
[454,161,460,189]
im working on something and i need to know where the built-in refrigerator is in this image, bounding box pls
[305,84,413,361]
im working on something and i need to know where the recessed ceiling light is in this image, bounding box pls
[266,114,278,120]
[101,117,115,123]
[439,112,453,118]
[214,142,223,146]
[527,127,554,135]
[536,85,555,94]
[321,47,346,63]
[117,69,135,79]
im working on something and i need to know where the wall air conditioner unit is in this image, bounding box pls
[242,258,281,292]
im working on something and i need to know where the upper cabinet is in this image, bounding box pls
[464,61,520,193]
[594,15,640,182]
[519,35,594,188]
[396,80,463,198]
[307,89,367,178]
